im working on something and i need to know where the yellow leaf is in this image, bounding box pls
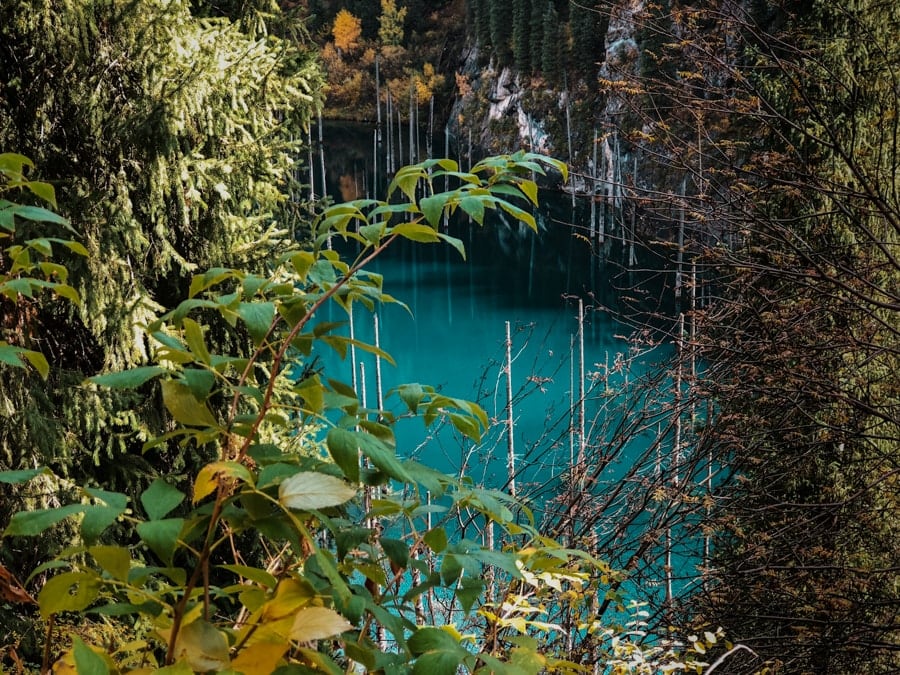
[289,607,352,642]
[232,641,289,675]
[173,619,230,672]
[261,579,317,621]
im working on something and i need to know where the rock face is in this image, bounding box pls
[450,0,644,178]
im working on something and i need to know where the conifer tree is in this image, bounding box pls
[541,4,562,80]
[530,0,546,74]
[0,0,322,494]
[513,0,532,73]
[489,0,513,66]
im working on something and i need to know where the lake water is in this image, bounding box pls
[314,121,705,611]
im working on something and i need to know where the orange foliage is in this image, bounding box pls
[332,9,362,54]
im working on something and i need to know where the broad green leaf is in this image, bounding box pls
[11,204,69,226]
[396,383,425,413]
[381,538,408,570]
[423,527,448,554]
[89,545,131,581]
[392,221,442,243]
[81,503,125,543]
[289,607,353,641]
[0,152,34,176]
[140,479,185,520]
[409,627,468,675]
[3,503,85,536]
[413,651,464,675]
[325,427,361,483]
[238,301,276,344]
[88,366,166,389]
[136,518,184,565]
[161,380,218,427]
[174,619,230,673]
[417,195,447,229]
[437,232,466,260]
[72,637,111,675]
[498,198,537,231]
[219,564,278,589]
[459,195,486,224]
[153,661,194,675]
[182,318,211,364]
[456,576,484,613]
[0,467,48,484]
[21,350,49,378]
[354,429,412,482]
[38,572,100,620]
[294,374,324,414]
[278,472,357,511]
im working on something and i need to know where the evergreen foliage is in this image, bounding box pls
[0,0,323,502]
[541,4,562,81]
[512,0,532,73]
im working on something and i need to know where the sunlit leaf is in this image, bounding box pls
[89,546,131,582]
[38,572,100,620]
[174,619,230,673]
[278,471,357,511]
[289,607,353,641]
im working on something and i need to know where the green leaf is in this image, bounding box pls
[81,487,128,543]
[136,518,184,566]
[326,427,361,483]
[381,538,408,569]
[180,368,216,400]
[89,545,131,582]
[218,564,278,589]
[278,472,357,511]
[409,628,468,675]
[3,503,85,536]
[141,479,186,520]
[237,301,276,344]
[161,380,218,427]
[21,350,49,379]
[182,318,211,364]
[456,576,485,613]
[11,204,69,226]
[354,429,412,483]
[72,637,110,675]
[417,195,447,229]
[459,196,486,224]
[423,527,448,554]
[396,383,425,413]
[88,366,166,389]
[38,572,100,620]
[20,180,56,207]
[0,468,48,484]
[437,232,466,260]
[295,374,324,414]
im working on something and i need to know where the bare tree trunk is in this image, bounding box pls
[505,320,516,498]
